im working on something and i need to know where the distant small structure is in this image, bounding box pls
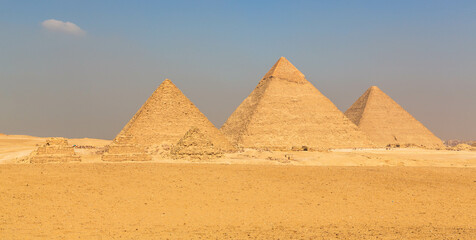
[29,138,81,163]
[170,127,223,160]
[452,144,474,151]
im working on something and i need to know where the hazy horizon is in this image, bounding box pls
[1,1,475,140]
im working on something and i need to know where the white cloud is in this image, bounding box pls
[41,19,86,36]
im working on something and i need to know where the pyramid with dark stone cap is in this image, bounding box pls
[30,138,81,163]
[171,127,223,160]
[345,86,444,148]
[220,57,374,150]
[109,79,236,154]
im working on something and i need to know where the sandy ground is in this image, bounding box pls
[0,164,475,239]
[0,134,475,239]
[1,134,475,167]
[0,134,111,163]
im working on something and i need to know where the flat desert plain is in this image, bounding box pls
[0,134,475,239]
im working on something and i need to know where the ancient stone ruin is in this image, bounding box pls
[101,135,151,162]
[345,86,444,148]
[30,138,81,163]
[170,127,223,160]
[102,79,235,161]
[220,57,374,150]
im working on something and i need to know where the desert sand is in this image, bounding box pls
[0,163,475,239]
[1,134,475,167]
[1,57,474,238]
[1,134,476,239]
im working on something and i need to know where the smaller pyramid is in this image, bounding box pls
[102,135,151,162]
[170,127,223,160]
[345,86,444,148]
[30,138,81,163]
[112,79,236,152]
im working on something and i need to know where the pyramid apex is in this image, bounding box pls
[163,78,173,84]
[369,86,381,91]
[159,78,178,88]
[263,57,306,83]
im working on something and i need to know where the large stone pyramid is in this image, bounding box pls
[30,138,81,163]
[171,127,224,160]
[220,57,374,150]
[110,79,235,152]
[345,86,444,148]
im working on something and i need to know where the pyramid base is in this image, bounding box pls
[240,145,356,151]
[101,153,152,162]
[171,153,223,161]
[30,155,81,163]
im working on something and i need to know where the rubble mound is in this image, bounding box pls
[452,144,473,151]
[30,138,81,163]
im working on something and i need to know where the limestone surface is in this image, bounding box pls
[171,127,223,160]
[345,86,444,148]
[111,79,235,153]
[220,57,374,150]
[30,138,81,163]
[452,144,474,151]
[101,135,151,162]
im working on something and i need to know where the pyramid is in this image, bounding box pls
[101,135,151,162]
[171,127,223,160]
[344,86,444,148]
[30,138,81,163]
[220,57,374,150]
[109,79,236,153]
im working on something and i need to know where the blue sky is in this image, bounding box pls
[1,1,475,140]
